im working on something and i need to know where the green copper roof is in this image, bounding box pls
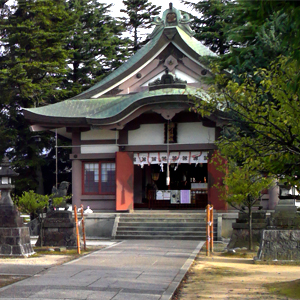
[72,5,216,100]
[24,87,209,124]
[176,27,217,57]
[74,27,164,99]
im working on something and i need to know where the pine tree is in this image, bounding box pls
[181,0,234,55]
[0,0,74,194]
[218,0,299,74]
[119,0,161,53]
[64,0,129,97]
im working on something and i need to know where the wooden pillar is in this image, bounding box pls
[72,159,82,208]
[116,152,134,211]
[207,150,227,211]
[71,130,81,208]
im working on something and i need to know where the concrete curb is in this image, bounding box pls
[160,241,204,300]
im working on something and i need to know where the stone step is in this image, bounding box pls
[118,218,215,223]
[118,222,213,228]
[115,230,214,236]
[120,214,209,219]
[117,224,214,229]
[117,226,216,232]
[114,235,205,240]
[120,213,206,218]
[115,213,217,240]
[119,219,211,224]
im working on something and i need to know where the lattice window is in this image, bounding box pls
[83,162,115,194]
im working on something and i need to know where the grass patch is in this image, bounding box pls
[0,275,27,288]
[32,247,97,256]
[264,279,300,299]
[220,250,257,259]
[202,266,248,277]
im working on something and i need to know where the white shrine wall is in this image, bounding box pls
[128,122,215,146]
[128,124,164,145]
[177,123,215,144]
[81,145,118,154]
[80,129,118,154]
[81,129,118,140]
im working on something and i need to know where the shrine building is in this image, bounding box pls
[23,4,228,212]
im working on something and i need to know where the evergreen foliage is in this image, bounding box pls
[219,0,300,75]
[181,0,234,55]
[0,0,74,194]
[0,0,129,195]
[64,0,129,97]
[119,0,161,53]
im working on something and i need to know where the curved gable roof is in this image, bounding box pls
[72,5,216,100]
[23,86,210,127]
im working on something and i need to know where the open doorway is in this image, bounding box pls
[134,163,208,209]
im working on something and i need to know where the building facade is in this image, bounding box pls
[24,4,228,211]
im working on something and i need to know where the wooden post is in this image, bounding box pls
[74,205,81,254]
[80,204,87,251]
[206,204,211,256]
[210,205,214,253]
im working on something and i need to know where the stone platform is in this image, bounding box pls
[0,227,33,256]
[257,230,300,261]
[227,211,268,249]
[0,205,34,256]
[36,210,77,247]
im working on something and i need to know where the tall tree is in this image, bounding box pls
[119,0,161,53]
[216,158,274,250]
[181,0,234,55]
[64,0,129,97]
[219,0,300,75]
[192,0,300,185]
[0,0,74,194]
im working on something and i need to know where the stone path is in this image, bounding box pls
[0,240,203,300]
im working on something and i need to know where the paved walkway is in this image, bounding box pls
[0,240,203,300]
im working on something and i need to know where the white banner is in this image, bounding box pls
[133,151,208,167]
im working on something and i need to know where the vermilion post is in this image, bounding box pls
[210,205,214,253]
[80,204,87,251]
[74,205,81,254]
[206,204,211,256]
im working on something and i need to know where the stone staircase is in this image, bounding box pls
[114,212,218,240]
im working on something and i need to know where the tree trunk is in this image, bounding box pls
[248,206,253,251]
[134,27,138,52]
[39,217,44,247]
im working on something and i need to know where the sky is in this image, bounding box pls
[109,0,198,18]
[108,0,198,37]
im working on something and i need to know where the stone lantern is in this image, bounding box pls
[0,157,34,256]
[275,184,297,213]
[0,156,19,206]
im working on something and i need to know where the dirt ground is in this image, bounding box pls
[0,254,71,266]
[0,254,72,288]
[173,245,300,300]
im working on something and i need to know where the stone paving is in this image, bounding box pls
[0,240,203,300]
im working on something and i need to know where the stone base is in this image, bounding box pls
[227,228,262,249]
[36,211,77,248]
[257,230,300,261]
[269,211,300,228]
[0,205,24,227]
[227,211,268,249]
[0,227,34,256]
[275,198,297,213]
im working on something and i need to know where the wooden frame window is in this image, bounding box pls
[83,162,115,194]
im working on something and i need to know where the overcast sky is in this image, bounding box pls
[109,0,198,18]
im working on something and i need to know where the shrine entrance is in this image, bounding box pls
[133,152,208,209]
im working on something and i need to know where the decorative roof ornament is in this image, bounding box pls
[149,69,187,91]
[148,3,195,40]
